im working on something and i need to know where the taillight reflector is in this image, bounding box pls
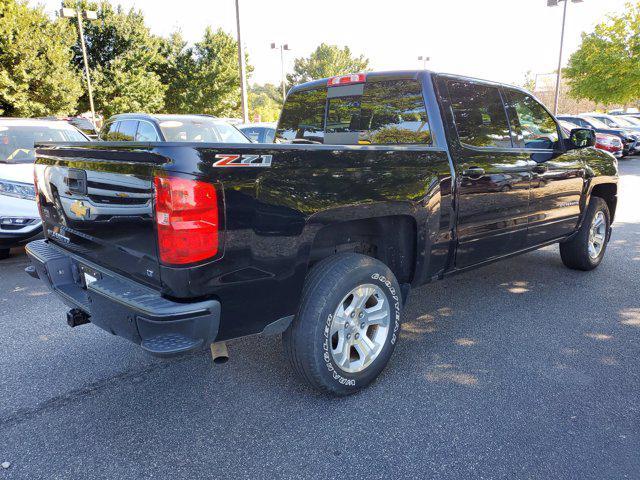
[153,176,219,265]
[327,73,366,87]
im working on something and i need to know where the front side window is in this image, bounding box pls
[506,90,559,150]
[447,80,512,148]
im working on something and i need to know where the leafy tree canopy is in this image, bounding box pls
[0,0,82,116]
[163,27,251,117]
[565,2,640,105]
[249,83,282,122]
[287,43,369,86]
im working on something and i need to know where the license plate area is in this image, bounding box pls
[78,263,102,288]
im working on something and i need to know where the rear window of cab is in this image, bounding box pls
[275,79,431,146]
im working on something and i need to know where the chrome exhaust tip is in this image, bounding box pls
[210,341,229,364]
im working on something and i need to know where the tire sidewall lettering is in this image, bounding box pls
[321,270,402,386]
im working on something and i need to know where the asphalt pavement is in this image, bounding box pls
[1,159,639,479]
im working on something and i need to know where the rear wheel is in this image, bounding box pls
[0,249,10,260]
[560,197,610,271]
[283,253,402,395]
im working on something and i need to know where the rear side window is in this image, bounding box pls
[117,120,138,141]
[446,80,511,148]
[505,90,559,150]
[135,122,160,142]
[276,79,431,145]
[101,121,120,141]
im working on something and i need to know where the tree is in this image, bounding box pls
[92,51,166,117]
[163,27,250,117]
[565,2,640,106]
[65,0,167,116]
[521,71,536,93]
[249,83,282,122]
[0,0,82,116]
[287,43,370,86]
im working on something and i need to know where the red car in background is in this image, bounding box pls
[595,132,623,157]
[559,120,623,158]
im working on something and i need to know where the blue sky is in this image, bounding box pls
[31,0,631,86]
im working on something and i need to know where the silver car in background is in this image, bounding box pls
[0,119,87,259]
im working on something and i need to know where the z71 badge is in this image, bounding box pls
[213,154,272,167]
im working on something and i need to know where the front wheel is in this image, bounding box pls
[283,253,402,395]
[560,196,610,271]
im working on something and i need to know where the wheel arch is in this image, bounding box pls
[306,212,418,287]
[589,181,617,222]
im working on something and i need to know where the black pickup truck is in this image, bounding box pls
[26,71,618,395]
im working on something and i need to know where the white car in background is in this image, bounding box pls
[0,119,87,259]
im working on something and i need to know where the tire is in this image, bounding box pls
[0,249,9,260]
[283,253,402,395]
[560,196,610,271]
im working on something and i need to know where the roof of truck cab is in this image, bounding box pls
[288,70,532,95]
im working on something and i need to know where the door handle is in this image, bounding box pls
[462,166,485,178]
[532,164,548,174]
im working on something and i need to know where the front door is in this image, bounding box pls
[502,88,584,246]
[441,78,531,268]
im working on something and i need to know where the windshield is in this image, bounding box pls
[0,124,87,163]
[158,118,250,143]
[609,116,635,127]
[583,116,610,130]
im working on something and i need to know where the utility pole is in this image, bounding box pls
[547,0,583,116]
[418,56,431,69]
[235,0,249,123]
[271,43,291,102]
[60,5,98,129]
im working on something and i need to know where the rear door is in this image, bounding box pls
[503,88,584,245]
[440,78,531,268]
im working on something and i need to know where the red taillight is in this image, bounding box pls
[153,176,219,265]
[327,73,366,87]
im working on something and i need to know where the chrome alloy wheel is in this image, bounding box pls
[588,211,606,259]
[329,283,391,374]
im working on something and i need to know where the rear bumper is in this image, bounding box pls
[25,239,220,357]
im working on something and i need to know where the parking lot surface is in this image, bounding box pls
[1,160,639,479]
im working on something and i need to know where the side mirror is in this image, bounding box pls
[568,128,596,149]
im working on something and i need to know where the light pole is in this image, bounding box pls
[271,43,291,102]
[234,0,249,123]
[60,5,98,128]
[547,0,583,116]
[418,56,431,69]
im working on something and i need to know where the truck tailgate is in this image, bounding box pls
[34,144,162,288]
